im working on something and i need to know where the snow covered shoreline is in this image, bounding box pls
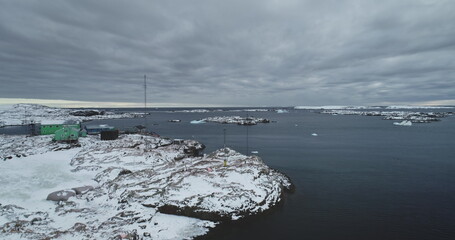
[0,104,144,127]
[0,134,293,239]
[294,105,454,110]
[319,109,453,123]
[192,116,271,125]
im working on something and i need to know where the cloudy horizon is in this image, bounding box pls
[1,0,454,107]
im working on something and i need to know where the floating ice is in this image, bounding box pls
[190,120,206,124]
[311,133,318,136]
[276,109,289,113]
[393,120,412,126]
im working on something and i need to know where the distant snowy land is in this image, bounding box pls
[169,108,290,114]
[294,105,454,110]
[320,109,453,123]
[293,105,454,124]
[0,104,144,127]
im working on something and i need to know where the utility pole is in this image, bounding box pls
[246,113,249,156]
[144,74,149,151]
[144,74,147,132]
[223,128,226,148]
[24,105,27,124]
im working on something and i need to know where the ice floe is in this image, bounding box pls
[393,120,412,126]
[190,120,206,124]
[276,109,289,113]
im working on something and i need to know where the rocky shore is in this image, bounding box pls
[0,134,293,239]
[196,116,271,125]
[0,104,144,127]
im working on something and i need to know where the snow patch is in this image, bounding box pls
[276,109,289,113]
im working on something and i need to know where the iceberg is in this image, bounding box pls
[276,109,289,113]
[190,120,206,124]
[393,120,412,126]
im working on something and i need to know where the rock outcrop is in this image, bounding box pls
[69,110,105,116]
[1,134,293,239]
[195,116,271,125]
[46,190,77,201]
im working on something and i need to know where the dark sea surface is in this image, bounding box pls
[3,108,455,239]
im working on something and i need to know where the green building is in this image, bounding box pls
[80,129,87,137]
[53,126,80,142]
[40,121,81,135]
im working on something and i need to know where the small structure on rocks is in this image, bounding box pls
[53,126,80,142]
[85,124,115,135]
[40,120,81,135]
[100,129,119,140]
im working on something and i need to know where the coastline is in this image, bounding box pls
[0,133,293,239]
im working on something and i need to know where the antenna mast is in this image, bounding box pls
[144,74,147,132]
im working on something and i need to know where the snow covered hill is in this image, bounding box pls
[0,134,293,239]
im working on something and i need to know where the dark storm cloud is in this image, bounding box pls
[0,0,454,106]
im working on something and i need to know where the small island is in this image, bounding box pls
[194,116,271,125]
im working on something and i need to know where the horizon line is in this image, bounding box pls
[1,98,454,108]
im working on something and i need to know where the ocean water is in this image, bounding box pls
[2,108,455,239]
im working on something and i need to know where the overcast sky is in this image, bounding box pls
[0,0,454,107]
